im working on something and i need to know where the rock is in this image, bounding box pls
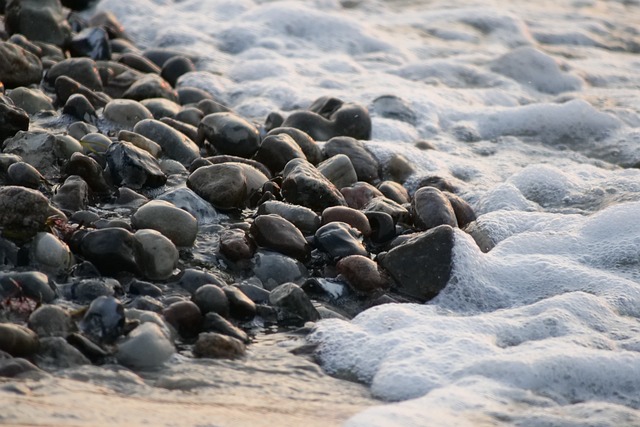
[237,282,270,304]
[197,99,230,115]
[365,211,396,243]
[133,119,200,166]
[132,200,198,247]
[63,94,97,123]
[52,175,90,213]
[415,175,458,193]
[105,141,166,189]
[8,33,42,56]
[269,282,320,325]
[192,284,230,318]
[336,255,387,293]
[253,134,306,175]
[177,86,213,105]
[62,152,111,194]
[65,332,109,363]
[0,323,39,357]
[411,187,458,230]
[45,58,103,91]
[378,181,410,205]
[162,300,202,340]
[3,131,58,178]
[324,136,379,183]
[0,41,42,89]
[445,192,477,228]
[175,107,204,126]
[157,187,225,225]
[363,196,410,224]
[5,0,72,47]
[252,250,307,291]
[54,135,84,160]
[321,206,371,237]
[69,27,111,60]
[71,278,118,303]
[222,285,256,320]
[0,357,45,378]
[317,154,358,190]
[6,88,52,116]
[0,103,29,142]
[264,112,284,132]
[187,163,248,210]
[371,94,416,125]
[55,76,111,108]
[116,322,175,370]
[34,337,91,369]
[7,161,45,189]
[28,305,74,338]
[256,200,320,236]
[197,112,260,157]
[250,214,310,261]
[314,222,368,260]
[118,53,161,74]
[219,228,256,262]
[144,99,182,121]
[267,127,323,165]
[385,154,415,183]
[30,232,73,275]
[68,121,98,141]
[80,228,139,275]
[201,312,249,343]
[128,279,163,297]
[0,271,57,303]
[205,155,272,180]
[341,182,384,210]
[123,74,178,103]
[193,332,246,359]
[281,158,347,212]
[161,56,195,87]
[174,268,225,295]
[133,229,178,280]
[118,130,162,158]
[99,61,142,98]
[0,186,65,242]
[104,99,154,129]
[380,225,455,302]
[79,296,125,344]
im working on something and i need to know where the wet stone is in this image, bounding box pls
[128,279,163,297]
[193,332,246,359]
[202,312,250,343]
[219,228,256,262]
[0,186,65,242]
[177,86,213,105]
[192,284,230,318]
[63,94,97,123]
[80,228,139,276]
[69,27,111,60]
[317,154,358,190]
[380,225,455,302]
[0,324,39,358]
[253,133,306,175]
[133,119,200,166]
[1,271,57,303]
[157,187,225,226]
[71,278,119,303]
[341,182,384,210]
[7,162,44,189]
[132,200,198,247]
[162,300,203,340]
[250,214,310,261]
[123,74,178,103]
[28,305,74,338]
[161,55,196,87]
[79,296,125,344]
[175,107,204,127]
[269,282,320,325]
[223,285,256,320]
[29,232,73,275]
[336,255,387,294]
[321,206,371,237]
[133,229,179,281]
[0,103,29,143]
[175,268,225,296]
[51,175,89,214]
[363,196,410,224]
[324,136,380,184]
[411,186,458,230]
[197,112,261,158]
[365,211,397,243]
[371,94,417,125]
[116,322,175,370]
[104,99,154,129]
[118,53,162,74]
[445,192,477,229]
[106,141,167,190]
[5,0,72,47]
[55,76,111,108]
[237,282,270,304]
[314,222,368,260]
[62,152,111,194]
[127,295,164,313]
[281,158,347,212]
[256,200,320,236]
[34,337,90,369]
[3,131,57,178]
[252,250,308,291]
[45,58,103,91]
[385,154,415,183]
[6,88,53,115]
[187,163,248,210]
[267,127,323,165]
[378,181,410,205]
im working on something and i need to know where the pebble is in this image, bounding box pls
[371,94,417,125]
[336,255,387,293]
[192,284,230,318]
[105,141,167,189]
[0,186,65,242]
[5,0,72,47]
[201,312,250,343]
[104,99,154,129]
[445,192,477,228]
[363,196,410,224]
[314,222,368,260]
[123,74,178,103]
[133,118,200,166]
[0,103,29,143]
[118,130,162,158]
[79,296,125,344]
[118,53,161,74]
[267,127,323,165]
[30,232,73,275]
[128,279,163,298]
[133,229,179,280]
[219,228,256,262]
[177,86,213,105]
[197,112,261,158]
[54,135,84,160]
[174,268,226,295]
[71,278,118,303]
[63,94,97,123]
[161,55,196,87]
[223,285,256,320]
[187,163,249,210]
[28,305,74,338]
[281,158,347,212]
[252,250,308,291]
[321,206,371,237]
[365,211,397,243]
[256,200,320,236]
[268,282,320,325]
[380,225,455,302]
[324,136,380,183]
[193,332,246,359]
[341,181,384,210]
[62,152,111,194]
[162,300,203,340]
[0,323,39,358]
[6,87,54,115]
[385,154,415,183]
[34,337,91,369]
[45,58,103,91]
[157,187,225,225]
[65,332,109,364]
[143,98,182,120]
[250,214,310,261]
[411,186,458,230]
[7,161,45,189]
[116,322,175,370]
[175,107,204,126]
[80,228,139,275]
[317,154,358,190]
[55,76,111,108]
[69,27,111,60]
[253,133,306,175]
[3,132,58,178]
[132,200,198,247]
[378,181,410,204]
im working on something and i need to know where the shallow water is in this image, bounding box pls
[64,0,640,424]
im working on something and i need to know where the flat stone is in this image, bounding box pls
[133,119,200,166]
[250,214,310,261]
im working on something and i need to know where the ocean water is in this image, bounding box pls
[94,0,640,425]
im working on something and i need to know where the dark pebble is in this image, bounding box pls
[162,300,203,340]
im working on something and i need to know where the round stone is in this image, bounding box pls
[187,163,248,210]
[133,229,179,280]
[162,300,203,340]
[104,99,154,129]
[250,214,310,261]
[132,200,198,247]
[116,322,175,370]
[0,324,39,357]
[197,112,260,158]
[336,255,387,293]
[30,232,73,275]
[314,222,368,260]
[28,305,74,338]
[321,206,371,237]
[192,284,230,318]
[0,41,42,89]
[193,332,246,359]
[411,187,458,230]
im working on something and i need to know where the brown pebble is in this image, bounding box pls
[219,228,256,262]
[321,206,371,237]
[341,182,383,210]
[162,300,203,339]
[337,255,387,293]
[193,332,246,359]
